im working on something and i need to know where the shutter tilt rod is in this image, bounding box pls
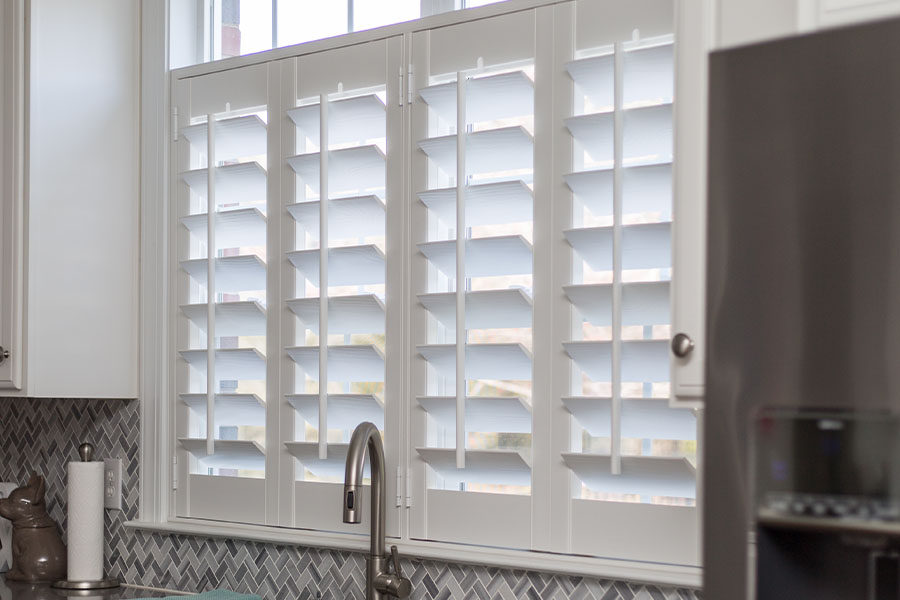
[206,114,217,459]
[454,72,467,470]
[318,94,330,461]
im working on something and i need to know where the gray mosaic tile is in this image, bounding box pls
[0,397,700,600]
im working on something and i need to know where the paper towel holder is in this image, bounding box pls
[52,443,120,591]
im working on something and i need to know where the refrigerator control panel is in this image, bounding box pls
[761,492,900,522]
[753,408,900,524]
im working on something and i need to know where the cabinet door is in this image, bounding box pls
[814,0,900,28]
[0,0,24,390]
[670,0,712,403]
[25,0,138,398]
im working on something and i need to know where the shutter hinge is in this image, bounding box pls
[396,466,403,507]
[407,65,414,105]
[172,456,178,490]
[405,468,413,508]
[398,67,404,107]
[171,107,179,142]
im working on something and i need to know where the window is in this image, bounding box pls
[170,0,512,68]
[168,0,699,573]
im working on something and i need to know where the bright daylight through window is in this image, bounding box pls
[172,0,506,68]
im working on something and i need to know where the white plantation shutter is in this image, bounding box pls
[173,63,270,523]
[281,37,402,534]
[560,0,699,565]
[410,9,536,548]
[166,0,700,568]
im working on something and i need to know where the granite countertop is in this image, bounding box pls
[0,575,171,600]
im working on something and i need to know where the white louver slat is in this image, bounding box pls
[180,348,267,381]
[417,396,532,433]
[561,454,695,499]
[564,281,670,326]
[418,180,533,227]
[181,301,267,337]
[180,438,266,471]
[285,442,371,479]
[286,295,385,334]
[417,236,533,278]
[418,70,533,124]
[562,396,695,441]
[417,126,534,178]
[181,393,266,428]
[286,245,385,287]
[418,343,532,381]
[181,115,267,158]
[287,394,385,431]
[418,289,532,330]
[180,162,267,206]
[287,94,385,145]
[180,256,267,292]
[286,345,386,382]
[287,195,385,239]
[415,448,532,487]
[287,145,386,195]
[180,208,267,249]
[563,36,696,505]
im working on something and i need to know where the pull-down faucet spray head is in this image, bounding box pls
[343,483,362,524]
[343,421,380,526]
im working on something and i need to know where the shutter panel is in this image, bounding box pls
[282,37,400,535]
[562,0,698,564]
[173,63,269,524]
[410,10,536,548]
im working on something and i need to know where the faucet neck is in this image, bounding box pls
[344,422,386,559]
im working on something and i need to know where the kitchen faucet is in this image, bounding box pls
[344,422,412,600]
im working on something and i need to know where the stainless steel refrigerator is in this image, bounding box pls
[705,16,900,600]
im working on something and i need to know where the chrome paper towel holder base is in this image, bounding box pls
[52,578,120,591]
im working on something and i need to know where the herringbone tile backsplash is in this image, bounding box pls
[0,397,700,600]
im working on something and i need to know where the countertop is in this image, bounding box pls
[0,575,171,600]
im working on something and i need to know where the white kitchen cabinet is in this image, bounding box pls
[805,0,900,29]
[715,0,800,48]
[0,0,138,398]
[675,0,900,405]
[670,0,713,403]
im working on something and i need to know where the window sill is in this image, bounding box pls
[124,518,702,588]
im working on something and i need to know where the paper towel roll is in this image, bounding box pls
[67,461,105,582]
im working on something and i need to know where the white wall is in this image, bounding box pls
[28,0,139,397]
[714,0,900,49]
[714,0,800,48]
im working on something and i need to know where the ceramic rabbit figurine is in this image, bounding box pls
[0,474,66,582]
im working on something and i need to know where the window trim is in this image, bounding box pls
[136,0,710,587]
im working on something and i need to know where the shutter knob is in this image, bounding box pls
[0,347,8,364]
[671,333,694,358]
